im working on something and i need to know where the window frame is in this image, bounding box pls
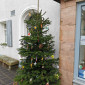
[74,2,85,83]
[0,20,12,47]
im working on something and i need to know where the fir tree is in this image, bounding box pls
[14,10,60,85]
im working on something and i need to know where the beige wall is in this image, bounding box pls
[59,0,76,85]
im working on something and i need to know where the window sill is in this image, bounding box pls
[73,78,85,85]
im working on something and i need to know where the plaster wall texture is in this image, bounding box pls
[0,0,60,60]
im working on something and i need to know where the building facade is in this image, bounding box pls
[57,0,85,85]
[0,0,60,60]
[2,0,85,85]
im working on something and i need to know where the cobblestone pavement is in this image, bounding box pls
[0,65,16,85]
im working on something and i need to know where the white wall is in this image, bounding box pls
[0,0,60,60]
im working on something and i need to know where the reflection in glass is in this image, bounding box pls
[81,6,85,35]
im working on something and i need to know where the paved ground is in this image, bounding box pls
[0,64,16,85]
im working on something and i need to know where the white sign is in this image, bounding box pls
[80,36,85,45]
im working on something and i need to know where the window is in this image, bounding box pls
[74,2,85,83]
[0,20,12,47]
[79,6,85,79]
[0,22,7,43]
[24,10,37,36]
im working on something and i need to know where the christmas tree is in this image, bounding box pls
[14,10,60,85]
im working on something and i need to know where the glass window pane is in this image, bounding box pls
[81,6,85,35]
[79,6,85,79]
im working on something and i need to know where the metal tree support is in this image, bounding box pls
[38,0,39,12]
